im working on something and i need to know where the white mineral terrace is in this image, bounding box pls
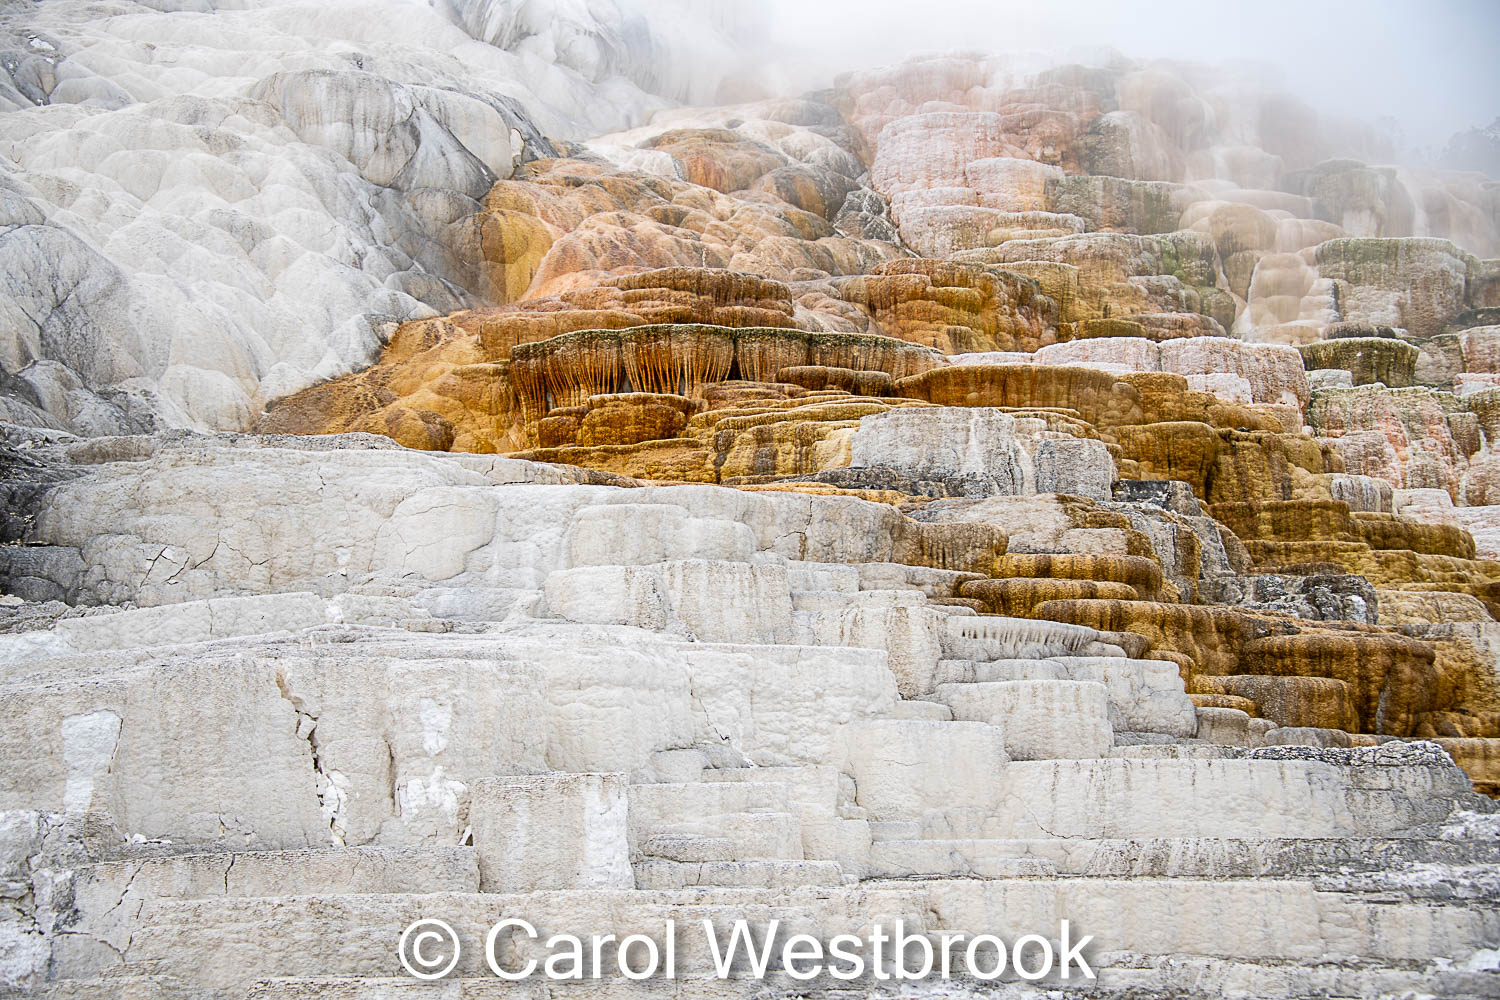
[1,2,1498,998]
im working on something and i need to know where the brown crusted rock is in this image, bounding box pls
[1301,338,1419,388]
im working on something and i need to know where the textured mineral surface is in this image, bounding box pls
[1,2,1498,998]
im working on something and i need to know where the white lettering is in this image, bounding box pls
[826,933,865,980]
[702,919,778,978]
[939,932,967,979]
[1012,934,1054,981]
[617,934,659,980]
[781,933,823,980]
[412,930,444,969]
[543,934,583,980]
[485,918,538,981]
[966,933,1007,980]
[1058,920,1095,979]
[464,917,1095,982]
[870,922,891,980]
[893,920,933,980]
[589,933,615,977]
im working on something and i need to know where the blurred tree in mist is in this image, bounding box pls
[1443,118,1500,178]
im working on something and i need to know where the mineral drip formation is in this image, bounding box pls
[1,4,1498,998]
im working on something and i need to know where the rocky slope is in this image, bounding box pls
[0,0,765,435]
[2,5,1499,998]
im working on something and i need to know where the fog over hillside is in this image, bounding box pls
[757,0,1500,163]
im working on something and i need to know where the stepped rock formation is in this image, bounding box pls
[0,0,769,436]
[2,7,1500,1000]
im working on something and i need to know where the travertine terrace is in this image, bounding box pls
[1,2,1498,997]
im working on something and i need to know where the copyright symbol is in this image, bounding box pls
[399,918,461,979]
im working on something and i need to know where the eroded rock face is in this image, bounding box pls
[156,44,1500,804]
[0,0,771,437]
[4,22,1500,1000]
[2,434,1498,998]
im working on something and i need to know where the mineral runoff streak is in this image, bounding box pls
[456,918,1096,981]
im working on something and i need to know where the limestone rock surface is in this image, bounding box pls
[5,14,1500,1000]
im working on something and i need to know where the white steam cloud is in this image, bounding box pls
[758,0,1500,160]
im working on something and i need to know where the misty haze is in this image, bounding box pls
[760,0,1500,166]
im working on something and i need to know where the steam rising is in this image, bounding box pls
[758,0,1500,164]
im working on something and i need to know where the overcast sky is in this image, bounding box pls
[760,0,1500,155]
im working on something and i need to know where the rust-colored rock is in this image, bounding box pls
[244,68,1500,795]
